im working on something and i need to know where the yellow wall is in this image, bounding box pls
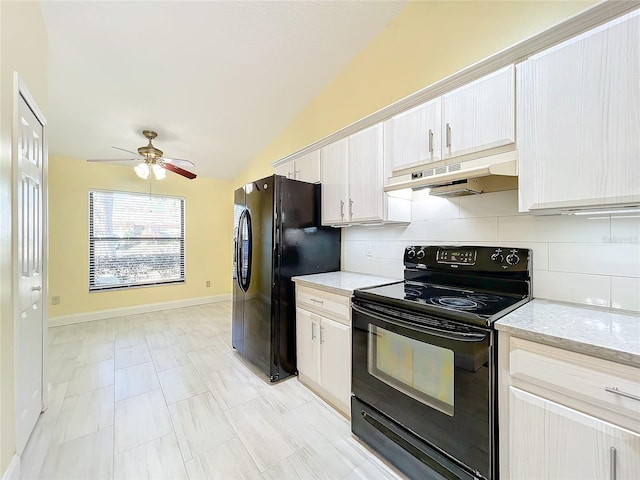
[48,157,233,318]
[0,0,48,473]
[233,0,596,188]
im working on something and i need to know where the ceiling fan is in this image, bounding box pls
[87,130,197,180]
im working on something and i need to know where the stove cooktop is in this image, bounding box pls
[356,281,527,319]
[353,245,532,327]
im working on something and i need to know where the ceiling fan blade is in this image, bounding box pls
[112,146,142,156]
[164,162,197,179]
[87,158,141,162]
[162,157,196,167]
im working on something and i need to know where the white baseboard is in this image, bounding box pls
[1,455,20,480]
[48,294,232,327]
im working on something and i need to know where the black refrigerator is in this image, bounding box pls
[232,174,341,382]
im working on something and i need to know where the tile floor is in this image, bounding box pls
[20,302,404,479]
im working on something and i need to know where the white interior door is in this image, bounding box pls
[15,91,45,454]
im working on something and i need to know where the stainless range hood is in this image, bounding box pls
[384,151,518,195]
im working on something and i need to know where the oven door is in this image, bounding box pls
[351,298,494,480]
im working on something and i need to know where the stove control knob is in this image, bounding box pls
[506,252,520,266]
[407,248,416,259]
[491,248,504,263]
[416,249,425,260]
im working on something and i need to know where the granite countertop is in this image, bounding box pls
[292,271,400,296]
[496,299,640,368]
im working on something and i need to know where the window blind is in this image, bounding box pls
[89,190,185,291]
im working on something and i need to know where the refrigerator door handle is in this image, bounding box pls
[235,210,245,289]
[239,209,253,292]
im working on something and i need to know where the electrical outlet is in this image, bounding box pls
[206,280,211,288]
[52,296,60,305]
[365,242,374,257]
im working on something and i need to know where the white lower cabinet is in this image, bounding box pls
[499,334,640,480]
[295,285,351,417]
[509,387,640,480]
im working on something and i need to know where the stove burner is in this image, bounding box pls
[468,294,504,303]
[431,296,482,310]
[404,287,422,298]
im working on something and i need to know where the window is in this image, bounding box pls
[89,190,185,291]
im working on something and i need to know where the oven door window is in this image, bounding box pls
[368,325,454,416]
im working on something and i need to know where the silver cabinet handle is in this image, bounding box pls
[349,199,353,219]
[309,298,324,305]
[340,200,344,219]
[605,386,640,402]
[428,129,434,153]
[446,123,452,148]
[610,447,617,480]
[31,286,42,291]
[311,322,316,340]
[320,326,325,344]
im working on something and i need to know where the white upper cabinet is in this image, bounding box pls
[385,65,515,173]
[348,124,385,223]
[517,10,640,212]
[320,137,349,225]
[384,98,442,171]
[321,124,411,226]
[274,150,321,183]
[441,65,515,159]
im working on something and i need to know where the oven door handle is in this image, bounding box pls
[352,303,488,343]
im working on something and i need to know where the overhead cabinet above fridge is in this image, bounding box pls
[274,150,321,184]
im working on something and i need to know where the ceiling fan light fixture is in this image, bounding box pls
[134,162,150,179]
[152,164,167,180]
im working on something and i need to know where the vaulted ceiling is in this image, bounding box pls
[40,1,406,179]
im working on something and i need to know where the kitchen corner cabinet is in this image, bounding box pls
[384,65,515,173]
[499,334,640,479]
[321,124,411,226]
[517,10,640,212]
[295,284,351,417]
[274,150,321,183]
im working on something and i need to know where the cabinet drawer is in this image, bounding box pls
[296,285,350,324]
[509,337,640,431]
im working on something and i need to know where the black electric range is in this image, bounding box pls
[351,245,532,480]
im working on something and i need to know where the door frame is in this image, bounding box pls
[12,72,49,433]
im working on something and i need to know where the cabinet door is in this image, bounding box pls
[296,308,320,384]
[509,387,640,480]
[295,150,321,184]
[385,98,442,171]
[517,11,640,212]
[319,317,351,410]
[441,65,515,159]
[275,161,295,179]
[348,124,384,223]
[320,138,349,225]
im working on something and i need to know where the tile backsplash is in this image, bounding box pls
[342,190,640,313]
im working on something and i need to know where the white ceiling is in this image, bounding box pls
[40,1,406,180]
